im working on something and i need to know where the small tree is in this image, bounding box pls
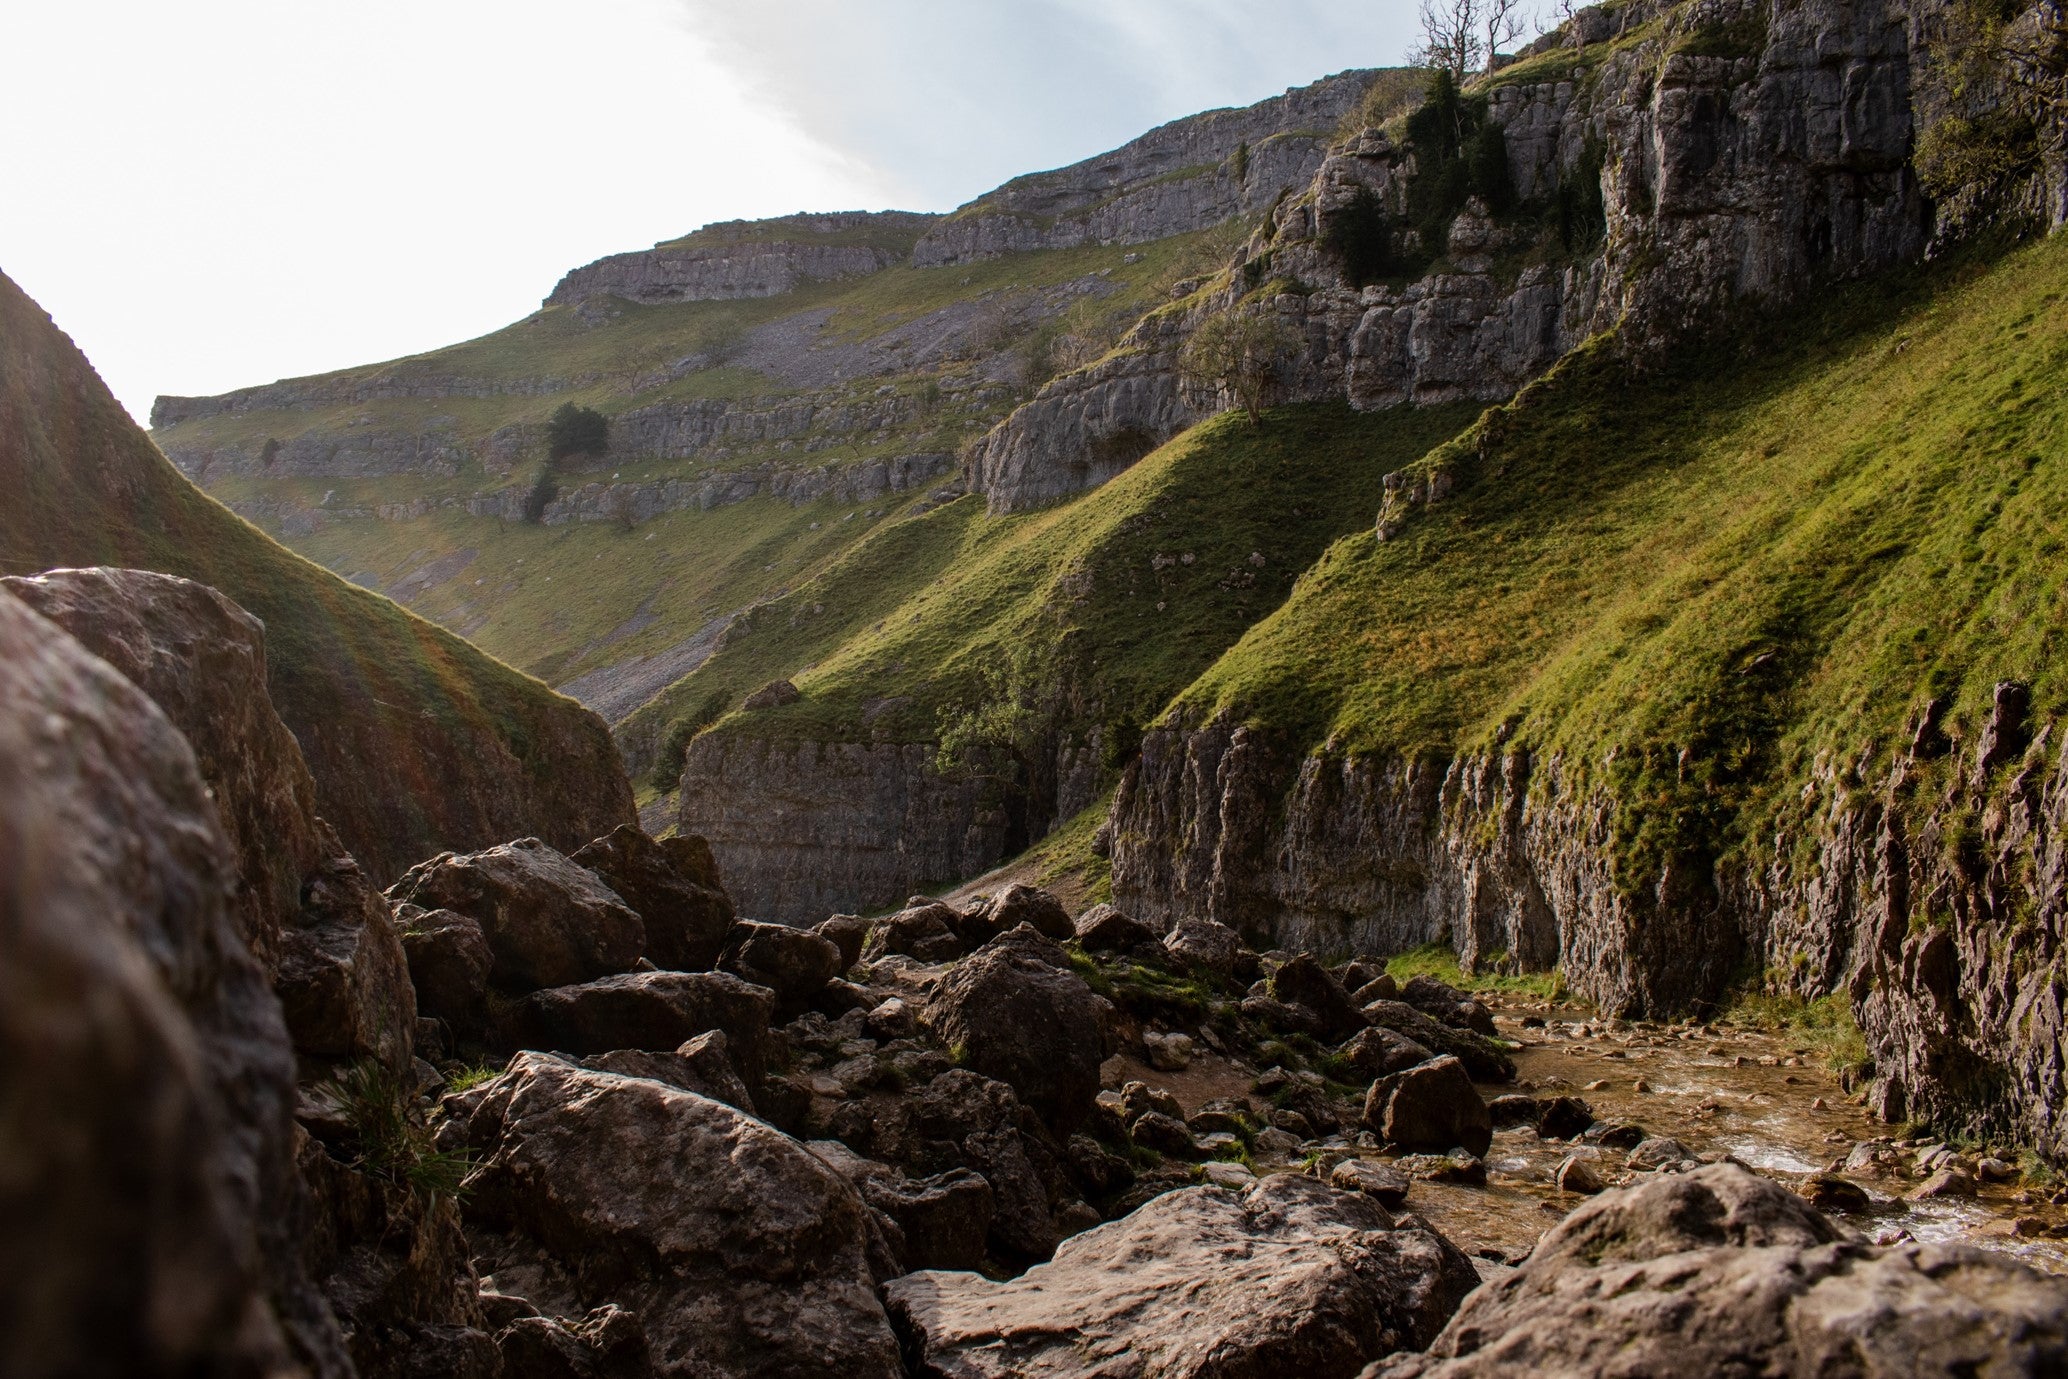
[1322,185,1395,287]
[1178,311,1301,426]
[1411,0,1483,82]
[1481,0,1532,68]
[546,402,609,462]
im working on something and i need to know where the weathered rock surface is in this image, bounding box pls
[389,839,645,993]
[1363,1056,1493,1158]
[571,825,734,971]
[1073,902,1157,950]
[547,211,937,306]
[717,919,842,1016]
[443,1054,902,1379]
[578,1030,758,1116]
[863,900,969,963]
[885,1173,1478,1378]
[1370,1165,2068,1378]
[977,881,1075,941]
[808,1141,996,1274]
[399,905,497,1041]
[923,928,1109,1136]
[0,589,340,1376]
[1362,999,1515,1083]
[1163,915,1249,975]
[498,971,774,1082]
[1337,1025,1436,1080]
[1271,953,1369,1040]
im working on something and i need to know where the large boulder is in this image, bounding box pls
[717,919,842,1017]
[579,1030,757,1116]
[6,567,415,1069]
[1371,1165,2068,1378]
[0,589,343,1376]
[398,905,496,1042]
[1362,999,1513,1082]
[885,1174,1478,1378]
[861,901,968,963]
[1162,915,1247,976]
[1362,1056,1492,1157]
[977,882,1074,941]
[923,927,1108,1136]
[1073,903,1156,951]
[389,839,645,993]
[1270,954,1368,1040]
[571,825,733,971]
[1336,1026,1435,1079]
[443,1054,901,1379]
[808,1141,995,1273]
[910,1069,1061,1263]
[499,972,773,1084]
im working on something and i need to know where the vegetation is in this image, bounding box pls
[320,1060,472,1200]
[1177,311,1303,425]
[547,402,609,462]
[1385,942,1571,1001]
[1721,988,1870,1078]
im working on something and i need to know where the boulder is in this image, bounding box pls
[571,825,733,971]
[444,1054,901,1379]
[1534,1096,1595,1142]
[495,1305,650,1379]
[742,678,801,710]
[7,567,414,1068]
[1352,974,1400,1004]
[910,1069,1060,1263]
[577,1030,757,1115]
[399,905,496,1041]
[885,1175,1479,1378]
[389,839,645,993]
[862,902,968,963]
[1362,1000,1513,1082]
[1555,1155,1604,1195]
[1362,1056,1492,1157]
[1486,1093,1541,1127]
[1271,954,1368,1040]
[1331,1158,1412,1207]
[717,919,842,1016]
[1398,974,1497,1038]
[923,927,1107,1136]
[1369,1165,2068,1378]
[1163,915,1246,975]
[1800,1174,1874,1213]
[1073,903,1156,950]
[812,914,869,971]
[978,882,1075,941]
[1337,1026,1434,1079]
[498,972,773,1084]
[808,1142,995,1273]
[0,589,338,1376]
[1626,1136,1693,1171]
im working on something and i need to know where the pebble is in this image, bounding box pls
[1556,1155,1604,1194]
[1583,1079,1610,1092]
[1201,1161,1256,1189]
[1809,1097,1828,1110]
[1632,1079,1652,1093]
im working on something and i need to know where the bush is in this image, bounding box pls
[520,466,559,525]
[547,402,609,462]
[1322,185,1395,288]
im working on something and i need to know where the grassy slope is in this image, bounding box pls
[627,400,1481,782]
[1178,234,2068,898]
[0,271,634,882]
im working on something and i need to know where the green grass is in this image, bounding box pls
[1721,989,1871,1076]
[1385,942,1571,1000]
[1178,236,2068,905]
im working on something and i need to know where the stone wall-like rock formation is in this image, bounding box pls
[546,211,938,307]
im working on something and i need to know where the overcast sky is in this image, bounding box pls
[0,1,1423,423]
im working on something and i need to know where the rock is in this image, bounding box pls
[495,1305,650,1379]
[577,1030,757,1115]
[1122,1082,1186,1124]
[1073,902,1156,950]
[1202,1161,1258,1189]
[910,1069,1061,1262]
[1339,1026,1437,1079]
[1363,1000,1515,1082]
[741,678,802,710]
[1486,1093,1541,1127]
[1066,1135,1137,1197]
[1397,1153,1488,1186]
[498,971,773,1083]
[444,1054,900,1377]
[1534,1095,1594,1142]
[808,1142,995,1273]
[885,1175,1480,1377]
[1163,915,1246,975]
[717,919,842,1016]
[1332,1158,1412,1207]
[1144,1030,1195,1070]
[1977,1156,2020,1183]
[399,905,496,1040]
[923,927,1107,1135]
[388,839,645,993]
[6,567,415,1069]
[1253,1126,1303,1159]
[1910,1168,1979,1201]
[570,825,734,971]
[1130,1110,1201,1159]
[861,901,968,963]
[1626,1136,1693,1171]
[1399,974,1497,1038]
[1369,1166,2068,1379]
[1353,973,1400,1003]
[1596,1123,1646,1152]
[812,914,869,971]
[978,882,1075,941]
[1555,1155,1604,1195]
[1800,1174,1874,1214]
[1271,953,1369,1040]
[1363,1056,1492,1157]
[0,588,338,1376]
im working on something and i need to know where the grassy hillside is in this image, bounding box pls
[1175,233,2068,899]
[0,270,634,882]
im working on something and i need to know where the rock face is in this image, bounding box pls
[0,269,638,886]
[884,1174,1479,1379]
[922,929,1109,1136]
[389,839,646,993]
[0,589,341,1376]
[3,567,415,1069]
[443,1054,903,1379]
[546,212,937,306]
[571,825,734,971]
[1372,1165,2068,1378]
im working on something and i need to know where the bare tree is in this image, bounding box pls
[1411,0,1482,82]
[1483,0,1533,69]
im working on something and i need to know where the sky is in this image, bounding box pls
[0,1,1422,424]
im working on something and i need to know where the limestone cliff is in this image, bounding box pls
[546,211,939,306]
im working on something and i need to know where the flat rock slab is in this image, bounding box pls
[885,1173,1477,1379]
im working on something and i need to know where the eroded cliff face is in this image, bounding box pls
[546,212,939,307]
[969,0,1929,513]
[1109,705,2068,1160]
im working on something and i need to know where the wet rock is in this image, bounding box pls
[1486,1093,1541,1127]
[1340,1026,1438,1080]
[1163,915,1247,976]
[923,927,1107,1136]
[1073,902,1156,950]
[571,825,733,972]
[499,971,773,1083]
[717,919,841,1017]
[977,882,1075,941]
[1555,1155,1604,1195]
[577,1030,756,1115]
[812,914,869,971]
[1910,1167,1979,1201]
[1534,1095,1594,1142]
[1364,1056,1492,1157]
[1626,1136,1693,1171]
[445,1054,900,1378]
[1800,1174,1873,1214]
[1397,1153,1488,1187]
[1596,1123,1646,1152]
[1398,975,1497,1038]
[389,839,645,993]
[862,902,967,963]
[1370,1166,2068,1379]
[399,905,495,1041]
[885,1175,1479,1377]
[494,1305,650,1379]
[0,589,337,1377]
[1332,1158,1412,1207]
[1363,1000,1514,1082]
[1271,953,1369,1040]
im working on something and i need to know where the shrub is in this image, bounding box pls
[321,1059,471,1201]
[1322,185,1395,288]
[546,402,609,461]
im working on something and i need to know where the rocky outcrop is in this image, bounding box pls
[546,211,937,306]
[968,0,1929,513]
[911,71,1381,267]
[0,588,344,1376]
[884,1173,1479,1378]
[1372,1165,2068,1378]
[571,825,734,972]
[442,1054,903,1378]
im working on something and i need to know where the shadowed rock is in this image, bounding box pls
[572,825,734,972]
[500,971,774,1084]
[390,839,645,993]
[1363,1056,1492,1158]
[923,927,1109,1136]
